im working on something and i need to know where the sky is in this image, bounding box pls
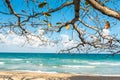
[0,0,120,53]
[0,0,75,53]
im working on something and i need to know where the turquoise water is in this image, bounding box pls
[0,53,120,75]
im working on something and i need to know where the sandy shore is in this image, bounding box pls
[0,71,120,80]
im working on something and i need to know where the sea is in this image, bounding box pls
[0,53,120,75]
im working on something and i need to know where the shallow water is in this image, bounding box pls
[0,53,120,75]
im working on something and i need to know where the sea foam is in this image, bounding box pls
[0,62,4,65]
[88,62,120,66]
[62,65,95,68]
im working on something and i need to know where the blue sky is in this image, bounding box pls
[0,0,120,53]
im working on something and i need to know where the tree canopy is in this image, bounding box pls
[0,0,120,53]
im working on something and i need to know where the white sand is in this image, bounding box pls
[0,71,120,80]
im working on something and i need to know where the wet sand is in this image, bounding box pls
[0,71,120,80]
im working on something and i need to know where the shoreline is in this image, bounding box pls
[0,71,120,80]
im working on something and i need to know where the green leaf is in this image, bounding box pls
[38,2,47,8]
[43,20,48,23]
[85,1,89,5]
[21,10,26,13]
[56,22,62,25]
[44,13,51,17]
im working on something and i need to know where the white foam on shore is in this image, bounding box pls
[11,58,23,61]
[88,62,120,66]
[62,65,96,68]
[0,62,4,65]
[76,74,120,77]
[14,70,58,74]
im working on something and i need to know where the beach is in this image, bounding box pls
[0,71,120,80]
[0,53,120,80]
[0,71,72,80]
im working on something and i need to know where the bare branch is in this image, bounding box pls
[86,0,120,20]
[22,2,73,23]
[5,0,21,26]
[79,19,99,31]
[47,2,73,13]
[73,24,85,43]
[73,0,80,20]
[57,21,72,32]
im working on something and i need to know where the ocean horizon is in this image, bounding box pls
[0,53,120,75]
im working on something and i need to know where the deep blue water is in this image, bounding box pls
[0,53,120,75]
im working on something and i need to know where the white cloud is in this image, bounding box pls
[60,34,75,48]
[0,29,49,47]
[0,29,57,52]
[0,31,78,52]
[61,34,69,42]
[102,29,113,40]
[0,32,25,45]
[38,28,45,36]
[102,29,110,37]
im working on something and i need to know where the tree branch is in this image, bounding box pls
[57,21,72,32]
[22,2,73,23]
[5,0,21,26]
[47,2,73,13]
[73,24,85,43]
[86,0,120,20]
[79,19,99,31]
[73,0,80,20]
